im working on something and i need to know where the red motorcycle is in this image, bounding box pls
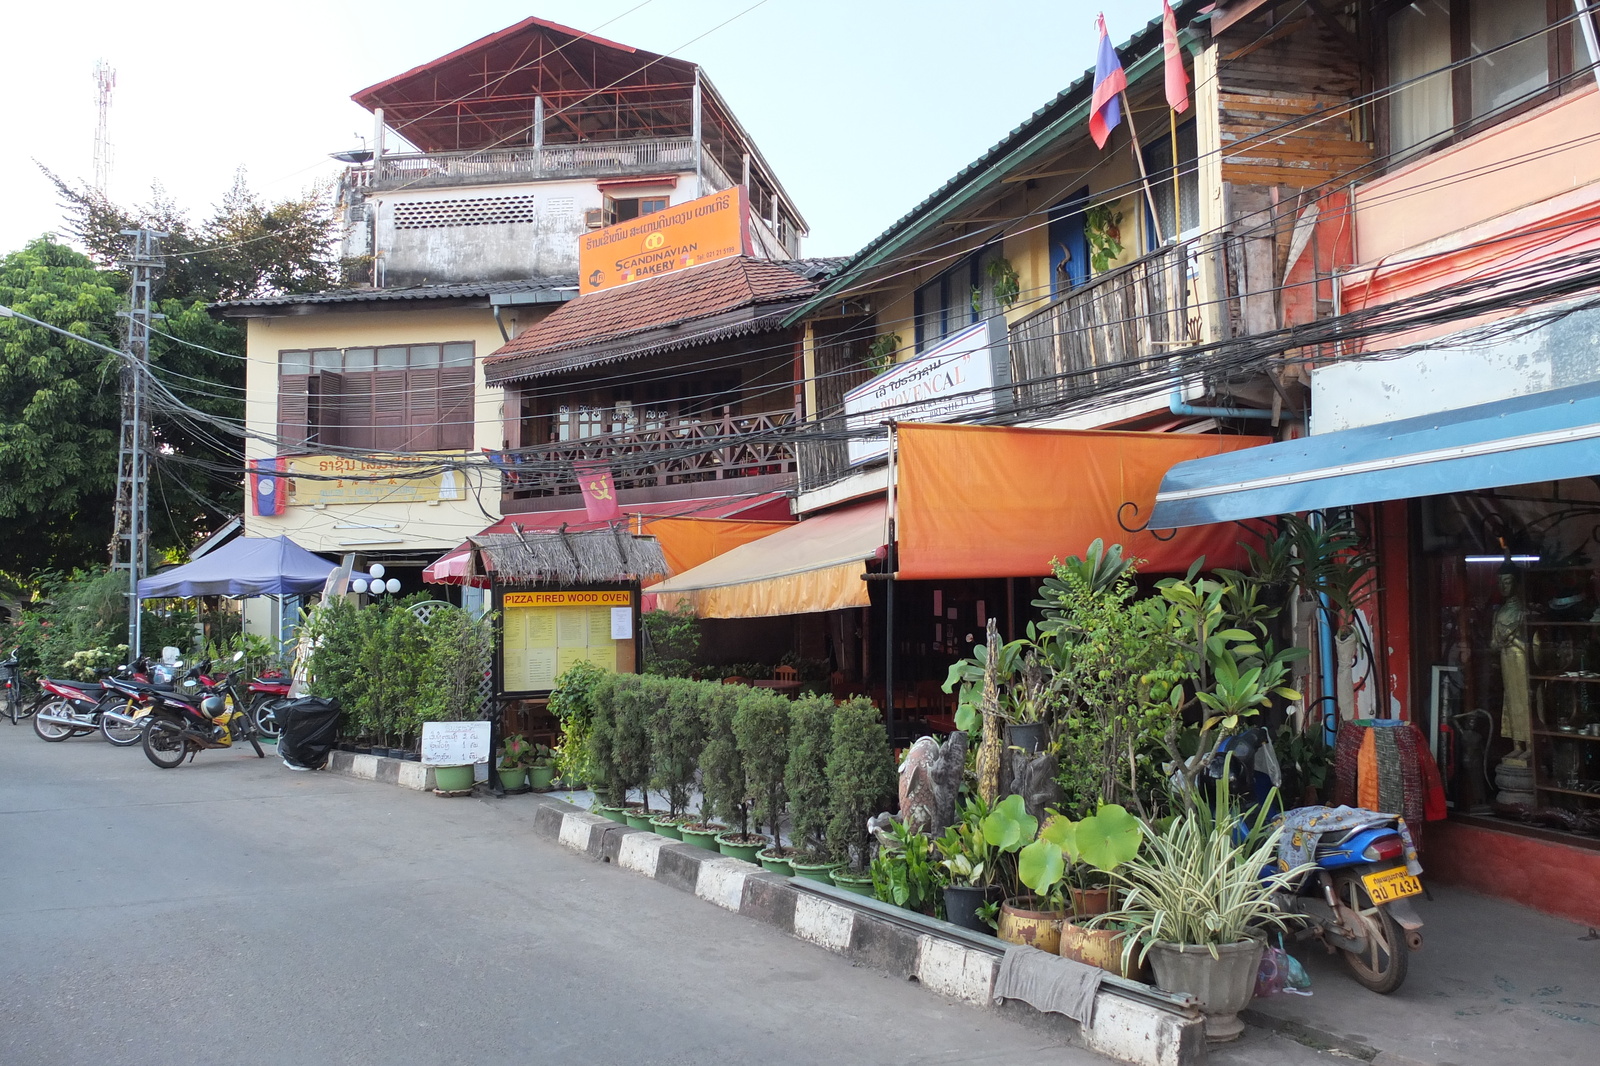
[245,673,293,739]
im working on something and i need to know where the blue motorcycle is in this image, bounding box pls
[1214,728,1424,994]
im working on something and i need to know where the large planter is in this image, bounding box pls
[997,898,1070,955]
[650,815,686,839]
[716,832,768,863]
[1069,885,1114,918]
[528,764,556,790]
[789,857,844,884]
[1147,939,1265,1043]
[678,823,726,851]
[597,804,629,824]
[758,848,797,876]
[498,765,528,790]
[829,868,876,896]
[624,808,656,831]
[1004,722,1047,755]
[432,764,474,792]
[1060,921,1145,981]
[944,884,1003,933]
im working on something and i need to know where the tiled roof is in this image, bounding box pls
[483,257,819,385]
[212,276,578,312]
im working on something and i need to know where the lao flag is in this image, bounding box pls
[574,461,622,523]
[1163,2,1190,113]
[250,457,287,517]
[1089,14,1127,149]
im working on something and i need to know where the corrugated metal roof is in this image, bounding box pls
[213,277,578,312]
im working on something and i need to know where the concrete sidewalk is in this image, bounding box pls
[1242,884,1599,1065]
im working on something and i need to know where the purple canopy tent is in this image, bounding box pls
[136,535,365,598]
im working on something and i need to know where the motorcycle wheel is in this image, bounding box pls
[249,695,281,740]
[100,707,145,747]
[32,699,77,742]
[1333,871,1409,994]
[142,721,190,769]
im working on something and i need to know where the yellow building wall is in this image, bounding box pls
[242,304,544,556]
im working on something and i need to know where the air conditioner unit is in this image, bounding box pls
[583,208,607,229]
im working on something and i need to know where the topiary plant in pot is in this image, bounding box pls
[784,695,837,881]
[692,683,742,853]
[1094,805,1313,1042]
[611,675,656,821]
[648,678,704,822]
[733,686,790,870]
[586,674,629,820]
[549,660,607,788]
[825,697,896,894]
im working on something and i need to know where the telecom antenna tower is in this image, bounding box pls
[93,60,115,195]
[110,228,165,661]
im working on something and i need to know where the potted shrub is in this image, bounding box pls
[1096,806,1313,1042]
[1037,804,1145,977]
[497,733,531,790]
[692,684,741,853]
[980,794,1072,953]
[648,678,704,835]
[825,697,895,894]
[870,819,945,916]
[935,795,1002,931]
[549,660,607,789]
[586,674,630,821]
[734,685,794,874]
[413,604,496,791]
[611,675,655,825]
[785,695,839,882]
[526,743,556,789]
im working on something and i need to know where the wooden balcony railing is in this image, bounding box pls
[358,137,700,191]
[494,406,799,501]
[1008,238,1226,412]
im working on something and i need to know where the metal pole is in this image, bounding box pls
[883,421,898,748]
[1577,1,1600,95]
[692,69,704,198]
[116,228,164,664]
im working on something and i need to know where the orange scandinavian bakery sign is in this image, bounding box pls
[578,186,751,294]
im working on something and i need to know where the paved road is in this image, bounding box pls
[0,726,1347,1066]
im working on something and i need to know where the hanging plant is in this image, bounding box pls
[983,257,1022,311]
[1085,204,1124,273]
[865,333,900,373]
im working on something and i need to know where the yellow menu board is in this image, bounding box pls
[500,589,635,693]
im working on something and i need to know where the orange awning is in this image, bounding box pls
[638,516,792,576]
[644,500,885,618]
[895,423,1270,580]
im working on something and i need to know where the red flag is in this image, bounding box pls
[1089,14,1127,149]
[574,461,622,523]
[1163,1,1190,114]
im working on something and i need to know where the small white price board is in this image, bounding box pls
[421,721,492,767]
[610,607,633,640]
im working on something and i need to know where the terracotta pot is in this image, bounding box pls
[997,898,1070,955]
[1069,886,1113,918]
[1059,921,1145,981]
[1147,940,1265,1043]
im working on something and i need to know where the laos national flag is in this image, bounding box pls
[250,457,287,517]
[1089,14,1126,149]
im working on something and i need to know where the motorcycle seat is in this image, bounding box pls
[43,678,102,692]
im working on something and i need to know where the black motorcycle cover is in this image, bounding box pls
[277,696,340,770]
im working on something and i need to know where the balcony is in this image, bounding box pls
[354,136,700,192]
[1008,238,1223,413]
[496,406,799,510]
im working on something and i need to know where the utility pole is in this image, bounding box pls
[110,228,165,663]
[93,60,115,196]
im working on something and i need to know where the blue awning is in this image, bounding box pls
[1149,381,1600,528]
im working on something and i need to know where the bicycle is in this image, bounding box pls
[2,649,40,725]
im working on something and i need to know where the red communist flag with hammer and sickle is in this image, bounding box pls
[574,461,622,523]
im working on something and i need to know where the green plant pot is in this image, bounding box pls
[432,764,474,792]
[597,804,629,824]
[624,809,655,831]
[716,832,769,863]
[757,848,796,876]
[528,764,556,789]
[829,868,876,896]
[789,858,844,884]
[650,815,685,839]
[498,765,528,789]
[678,823,726,851]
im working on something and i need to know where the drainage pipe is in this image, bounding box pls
[1168,383,1275,420]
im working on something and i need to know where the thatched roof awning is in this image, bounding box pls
[472,528,666,586]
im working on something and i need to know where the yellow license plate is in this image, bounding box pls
[132,707,152,719]
[1362,866,1422,903]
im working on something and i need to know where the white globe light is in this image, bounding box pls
[367,580,385,595]
[368,562,386,579]
[350,578,369,594]
[385,578,402,594]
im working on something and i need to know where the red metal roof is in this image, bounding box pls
[351,17,696,154]
[483,257,818,384]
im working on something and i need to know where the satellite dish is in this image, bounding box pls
[329,148,374,164]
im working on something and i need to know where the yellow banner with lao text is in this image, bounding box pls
[283,455,461,507]
[578,186,750,294]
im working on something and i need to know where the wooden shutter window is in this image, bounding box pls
[372,370,408,452]
[309,371,344,449]
[340,373,375,452]
[278,374,310,451]
[439,365,474,450]
[405,367,441,451]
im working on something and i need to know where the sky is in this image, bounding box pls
[1,0,1165,260]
